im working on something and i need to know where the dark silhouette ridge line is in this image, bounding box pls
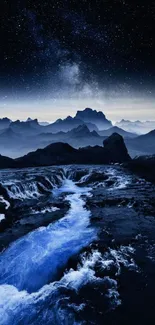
[0,133,131,169]
[0,131,154,184]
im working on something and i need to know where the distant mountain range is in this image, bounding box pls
[0,124,105,158]
[115,119,155,134]
[128,154,155,183]
[0,118,11,130]
[0,108,154,158]
[37,125,104,149]
[98,126,136,139]
[125,129,155,157]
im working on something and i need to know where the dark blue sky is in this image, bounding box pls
[0,0,155,120]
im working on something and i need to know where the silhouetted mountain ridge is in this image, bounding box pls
[15,133,131,168]
[0,133,131,168]
[98,126,136,138]
[0,118,11,130]
[125,128,155,157]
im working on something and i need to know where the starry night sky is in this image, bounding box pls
[0,0,155,121]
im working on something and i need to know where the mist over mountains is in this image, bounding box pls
[0,107,154,158]
[116,119,155,135]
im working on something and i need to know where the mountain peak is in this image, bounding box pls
[27,118,39,124]
[0,117,11,130]
[0,117,11,122]
[70,124,90,136]
[84,107,105,117]
[75,108,112,130]
[65,116,73,121]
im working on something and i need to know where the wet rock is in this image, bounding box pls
[0,202,6,214]
[81,172,108,185]
[70,170,87,182]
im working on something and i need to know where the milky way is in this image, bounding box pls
[0,0,155,120]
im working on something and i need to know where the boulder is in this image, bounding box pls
[103,133,131,162]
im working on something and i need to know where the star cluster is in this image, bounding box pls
[0,0,155,99]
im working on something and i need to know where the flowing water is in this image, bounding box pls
[0,165,155,324]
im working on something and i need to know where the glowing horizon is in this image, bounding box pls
[0,94,154,123]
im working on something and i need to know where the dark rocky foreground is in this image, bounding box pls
[127,154,155,183]
[0,165,155,324]
[85,167,155,324]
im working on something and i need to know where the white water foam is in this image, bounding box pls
[0,172,65,201]
[0,176,136,324]
[105,167,131,190]
[0,179,96,294]
[0,250,120,325]
[0,214,5,222]
[0,169,75,207]
[4,182,42,200]
[0,196,10,210]
[31,206,60,214]
[0,196,11,223]
[0,179,98,324]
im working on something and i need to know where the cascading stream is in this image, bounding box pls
[0,167,66,202]
[0,177,97,324]
[0,165,138,325]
